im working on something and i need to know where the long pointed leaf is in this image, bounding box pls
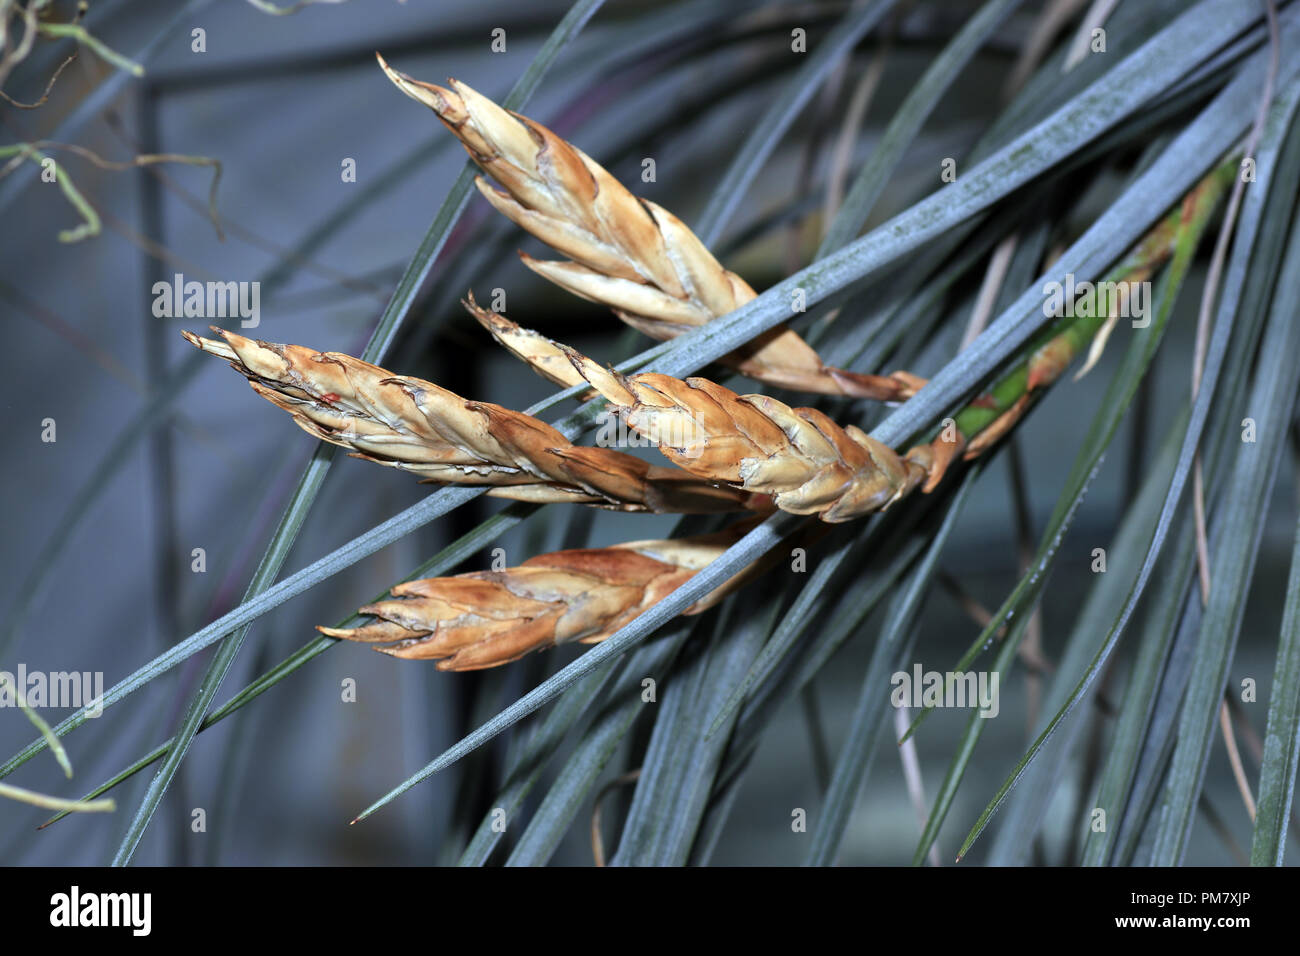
[1251,516,1300,865]
[1148,200,1300,864]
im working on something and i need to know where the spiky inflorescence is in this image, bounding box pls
[186,105,1235,669]
[319,526,758,670]
[182,327,766,515]
[468,307,932,523]
[307,144,1237,673]
[377,54,924,402]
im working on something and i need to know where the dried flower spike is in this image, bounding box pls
[182,327,766,515]
[377,54,923,403]
[466,308,930,522]
[320,526,756,670]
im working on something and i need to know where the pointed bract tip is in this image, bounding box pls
[182,327,239,360]
[467,303,513,334]
[556,342,586,366]
[461,290,501,324]
[376,54,444,109]
[375,52,407,86]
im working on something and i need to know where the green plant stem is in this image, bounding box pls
[0,781,114,813]
[951,159,1236,443]
[0,673,71,778]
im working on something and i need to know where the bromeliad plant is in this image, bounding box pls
[186,66,1233,673]
[7,0,1300,868]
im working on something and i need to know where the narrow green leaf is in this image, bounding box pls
[1083,71,1300,866]
[951,154,1236,860]
[706,529,860,736]
[1251,516,1300,865]
[1148,205,1300,865]
[458,657,618,866]
[920,615,1028,865]
[612,591,783,865]
[985,406,1189,864]
[695,0,898,245]
[110,445,337,865]
[954,73,1300,862]
[817,0,1022,255]
[805,466,980,865]
[1111,572,1203,865]
[505,630,693,866]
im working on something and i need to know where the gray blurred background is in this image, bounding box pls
[1,0,1293,865]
